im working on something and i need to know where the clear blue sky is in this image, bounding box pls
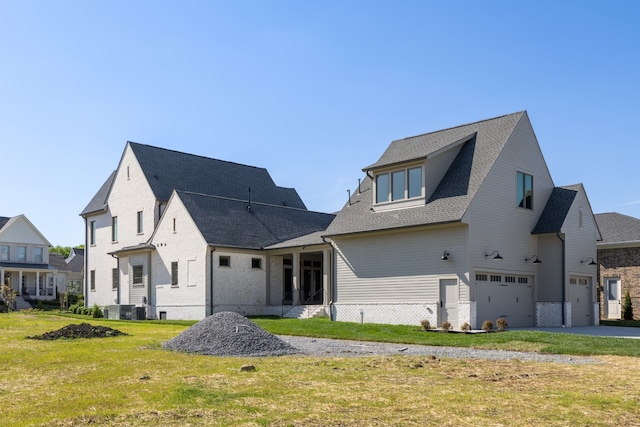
[1,1,639,247]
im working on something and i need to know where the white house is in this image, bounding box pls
[0,215,59,303]
[324,111,600,328]
[80,142,335,320]
[81,112,600,327]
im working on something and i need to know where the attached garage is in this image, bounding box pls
[568,276,593,326]
[475,272,534,328]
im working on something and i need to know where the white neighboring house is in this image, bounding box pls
[0,215,59,303]
[80,142,335,320]
[324,111,600,328]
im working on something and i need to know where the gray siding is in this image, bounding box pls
[333,225,467,303]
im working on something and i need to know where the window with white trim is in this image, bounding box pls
[34,247,43,263]
[0,245,9,261]
[171,262,178,286]
[133,265,143,286]
[375,166,423,203]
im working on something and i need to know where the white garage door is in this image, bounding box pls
[568,276,592,326]
[475,273,534,328]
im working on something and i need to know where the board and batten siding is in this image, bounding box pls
[333,224,467,303]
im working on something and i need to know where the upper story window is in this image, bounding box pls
[375,166,423,204]
[90,221,96,245]
[1,245,9,261]
[18,246,27,262]
[112,216,118,242]
[34,247,43,263]
[136,211,144,234]
[517,171,533,210]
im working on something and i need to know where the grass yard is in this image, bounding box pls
[1,313,640,426]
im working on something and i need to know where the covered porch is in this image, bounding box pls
[1,263,57,300]
[266,244,333,318]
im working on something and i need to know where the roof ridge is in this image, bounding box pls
[178,190,333,215]
[127,141,267,171]
[391,111,526,143]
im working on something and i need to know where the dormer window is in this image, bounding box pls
[375,166,423,204]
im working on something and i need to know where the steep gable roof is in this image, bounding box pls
[48,253,71,272]
[176,191,335,249]
[532,186,578,234]
[595,212,640,245]
[325,112,527,236]
[80,170,116,216]
[128,142,306,209]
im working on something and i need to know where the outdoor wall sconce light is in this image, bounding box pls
[441,251,450,261]
[581,257,597,265]
[485,250,503,260]
[525,255,542,264]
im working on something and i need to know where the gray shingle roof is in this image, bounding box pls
[595,212,640,244]
[532,186,578,234]
[0,216,10,230]
[80,170,116,216]
[177,191,335,249]
[129,142,306,208]
[325,112,526,236]
[48,253,71,271]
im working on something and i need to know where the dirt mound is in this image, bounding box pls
[162,311,300,357]
[27,322,127,340]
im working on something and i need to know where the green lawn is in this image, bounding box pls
[2,312,640,426]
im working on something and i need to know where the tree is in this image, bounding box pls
[49,246,72,258]
[623,289,634,320]
[1,283,18,312]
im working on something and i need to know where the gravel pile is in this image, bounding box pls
[162,311,300,357]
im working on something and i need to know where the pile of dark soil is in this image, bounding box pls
[163,311,300,357]
[27,322,127,340]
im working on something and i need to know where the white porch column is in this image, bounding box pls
[18,271,23,296]
[292,252,300,305]
[36,272,40,297]
[322,249,330,305]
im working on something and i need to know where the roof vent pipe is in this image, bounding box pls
[347,189,352,206]
[358,178,361,194]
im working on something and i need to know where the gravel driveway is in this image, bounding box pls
[278,335,600,365]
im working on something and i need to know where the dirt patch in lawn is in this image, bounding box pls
[26,322,127,340]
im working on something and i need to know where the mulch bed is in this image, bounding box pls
[27,322,127,340]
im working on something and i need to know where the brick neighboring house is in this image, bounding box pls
[595,212,640,320]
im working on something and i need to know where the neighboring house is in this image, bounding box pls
[0,214,57,301]
[48,248,85,299]
[80,142,335,320]
[594,212,640,320]
[324,111,600,328]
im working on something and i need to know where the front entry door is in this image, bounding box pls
[605,278,621,319]
[301,260,322,304]
[439,279,459,328]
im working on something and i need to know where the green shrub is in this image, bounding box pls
[420,319,431,331]
[623,289,634,320]
[92,304,103,318]
[482,320,493,332]
[68,304,78,313]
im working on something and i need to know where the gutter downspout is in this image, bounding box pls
[322,236,335,322]
[84,218,89,308]
[557,232,566,327]
[209,246,215,316]
[109,253,120,304]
